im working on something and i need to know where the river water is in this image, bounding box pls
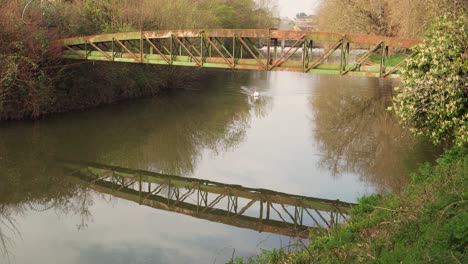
[0,71,436,263]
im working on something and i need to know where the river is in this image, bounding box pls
[0,71,436,263]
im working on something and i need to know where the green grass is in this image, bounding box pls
[230,147,468,263]
[370,54,406,67]
[356,54,406,67]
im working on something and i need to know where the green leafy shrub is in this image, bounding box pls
[393,14,467,146]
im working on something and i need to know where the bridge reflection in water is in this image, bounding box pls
[63,161,354,238]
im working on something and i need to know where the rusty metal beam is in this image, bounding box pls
[183,37,202,57]
[87,41,112,61]
[269,35,305,71]
[341,42,383,75]
[64,46,86,59]
[236,35,264,66]
[303,207,323,228]
[59,30,420,48]
[143,181,168,201]
[246,37,265,60]
[203,35,233,67]
[143,35,171,64]
[171,35,201,66]
[57,29,422,78]
[235,199,258,216]
[201,194,226,213]
[116,179,137,191]
[213,37,233,58]
[305,38,343,72]
[114,38,139,61]
[270,203,289,224]
[383,52,417,78]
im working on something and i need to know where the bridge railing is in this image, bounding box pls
[54,29,422,78]
[62,161,355,238]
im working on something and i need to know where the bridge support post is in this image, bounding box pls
[273,39,278,61]
[169,36,173,64]
[232,35,236,69]
[266,30,271,70]
[85,41,88,60]
[259,200,264,222]
[140,33,143,63]
[266,201,271,220]
[302,41,306,71]
[340,41,349,74]
[200,34,204,66]
[111,38,114,60]
[380,44,388,77]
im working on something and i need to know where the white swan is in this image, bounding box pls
[240,86,260,98]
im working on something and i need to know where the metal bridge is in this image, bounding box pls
[55,29,422,78]
[63,161,354,238]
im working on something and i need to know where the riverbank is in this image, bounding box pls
[233,146,467,263]
[0,0,277,121]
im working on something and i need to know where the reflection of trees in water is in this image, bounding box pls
[0,72,269,176]
[249,95,274,119]
[310,78,435,192]
[0,205,19,259]
[0,135,98,257]
[0,72,273,257]
[56,72,273,176]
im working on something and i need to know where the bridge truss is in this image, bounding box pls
[63,161,354,238]
[55,29,421,78]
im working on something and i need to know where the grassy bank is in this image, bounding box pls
[370,54,406,67]
[233,147,467,263]
[356,53,406,67]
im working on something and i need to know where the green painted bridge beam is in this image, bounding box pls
[55,29,421,78]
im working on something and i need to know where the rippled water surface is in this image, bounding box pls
[0,71,436,263]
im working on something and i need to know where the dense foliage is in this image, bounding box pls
[316,0,466,38]
[393,15,467,146]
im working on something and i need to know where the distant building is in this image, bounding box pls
[278,17,294,30]
[293,14,317,31]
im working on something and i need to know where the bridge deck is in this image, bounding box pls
[55,29,421,78]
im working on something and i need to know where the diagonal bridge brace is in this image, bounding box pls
[341,42,384,75]
[236,35,264,66]
[183,37,202,57]
[64,46,87,60]
[269,35,305,71]
[213,37,234,58]
[203,34,233,68]
[144,35,171,64]
[171,34,202,66]
[114,38,140,61]
[305,38,344,73]
[382,52,417,78]
[88,40,112,61]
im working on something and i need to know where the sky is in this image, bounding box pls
[276,0,321,18]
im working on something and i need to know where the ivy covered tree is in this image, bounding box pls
[393,14,467,146]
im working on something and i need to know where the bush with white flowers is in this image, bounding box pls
[393,14,467,146]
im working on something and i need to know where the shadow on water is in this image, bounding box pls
[309,77,439,193]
